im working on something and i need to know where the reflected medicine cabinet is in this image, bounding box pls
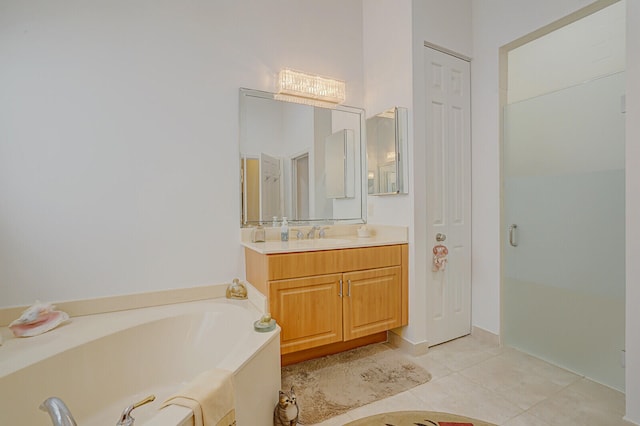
[366,107,408,195]
[325,129,355,199]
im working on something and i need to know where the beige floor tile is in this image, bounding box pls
[502,411,553,426]
[406,352,453,381]
[460,348,580,410]
[426,335,501,371]
[303,337,627,426]
[525,384,628,426]
[567,377,625,415]
[498,348,580,386]
[409,373,523,425]
[434,334,501,353]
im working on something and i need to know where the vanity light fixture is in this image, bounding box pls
[276,68,346,106]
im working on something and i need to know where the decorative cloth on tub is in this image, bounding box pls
[161,368,236,426]
[432,244,449,272]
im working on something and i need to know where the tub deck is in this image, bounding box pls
[0,297,281,425]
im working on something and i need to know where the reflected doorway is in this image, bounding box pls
[292,153,310,220]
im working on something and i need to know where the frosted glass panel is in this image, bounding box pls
[503,72,625,391]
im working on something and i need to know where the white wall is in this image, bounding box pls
[625,0,640,421]
[0,0,364,307]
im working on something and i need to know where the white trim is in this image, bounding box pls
[388,330,430,356]
[472,325,500,346]
[423,41,471,62]
[623,416,639,426]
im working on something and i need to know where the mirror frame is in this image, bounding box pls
[239,88,367,227]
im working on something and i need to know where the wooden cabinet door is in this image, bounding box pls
[342,266,402,341]
[269,273,343,354]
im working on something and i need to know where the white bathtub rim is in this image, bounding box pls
[0,297,275,380]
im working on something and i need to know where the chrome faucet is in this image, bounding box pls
[318,227,329,239]
[40,394,155,426]
[307,225,320,239]
[40,397,77,426]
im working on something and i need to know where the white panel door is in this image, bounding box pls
[260,153,282,222]
[424,47,471,346]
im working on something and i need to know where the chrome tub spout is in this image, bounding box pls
[40,397,77,426]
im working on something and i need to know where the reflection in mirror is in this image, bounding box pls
[325,129,355,199]
[366,107,408,195]
[239,88,365,227]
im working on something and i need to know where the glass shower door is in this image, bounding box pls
[503,72,626,391]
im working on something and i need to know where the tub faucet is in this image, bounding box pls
[40,397,77,426]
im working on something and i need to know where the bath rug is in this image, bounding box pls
[344,410,497,425]
[280,343,431,424]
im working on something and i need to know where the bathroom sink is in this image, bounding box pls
[293,238,352,247]
[251,238,356,253]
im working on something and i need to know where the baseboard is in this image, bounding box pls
[623,416,640,425]
[387,329,429,356]
[471,325,500,346]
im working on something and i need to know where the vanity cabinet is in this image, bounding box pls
[342,266,402,340]
[244,244,408,363]
[269,273,344,352]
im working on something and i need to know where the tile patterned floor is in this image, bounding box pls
[309,335,629,425]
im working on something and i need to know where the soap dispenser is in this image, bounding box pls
[280,217,289,241]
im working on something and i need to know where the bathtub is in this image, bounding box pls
[0,297,281,425]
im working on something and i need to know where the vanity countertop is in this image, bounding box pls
[240,225,408,254]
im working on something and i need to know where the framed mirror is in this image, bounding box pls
[366,107,408,195]
[239,88,366,227]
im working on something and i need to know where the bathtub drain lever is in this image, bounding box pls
[116,395,156,426]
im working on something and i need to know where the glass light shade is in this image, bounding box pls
[277,68,346,104]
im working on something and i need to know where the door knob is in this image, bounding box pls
[436,233,446,242]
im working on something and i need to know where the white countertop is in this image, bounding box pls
[240,224,408,254]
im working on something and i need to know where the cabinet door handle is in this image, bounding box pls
[339,279,343,297]
[347,279,351,297]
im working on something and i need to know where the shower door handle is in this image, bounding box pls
[509,224,518,247]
